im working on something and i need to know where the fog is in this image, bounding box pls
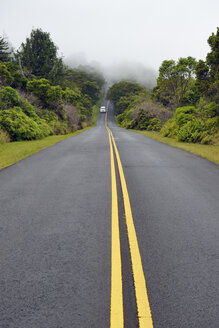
[65,53,157,88]
[1,0,218,86]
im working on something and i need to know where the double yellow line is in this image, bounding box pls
[105,103,153,328]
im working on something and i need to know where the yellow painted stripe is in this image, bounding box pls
[107,109,124,328]
[106,103,153,327]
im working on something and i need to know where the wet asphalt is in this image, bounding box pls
[0,103,218,327]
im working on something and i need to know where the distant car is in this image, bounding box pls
[100,106,106,113]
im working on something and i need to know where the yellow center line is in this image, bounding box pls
[106,102,153,328]
[106,109,124,328]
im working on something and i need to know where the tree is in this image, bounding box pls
[81,81,100,104]
[154,57,198,109]
[107,81,146,104]
[0,36,11,62]
[206,28,219,82]
[196,27,219,101]
[17,29,64,83]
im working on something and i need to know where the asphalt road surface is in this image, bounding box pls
[0,101,218,328]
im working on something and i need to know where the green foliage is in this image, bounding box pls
[107,81,146,105]
[195,60,210,94]
[46,85,63,103]
[81,81,100,104]
[161,102,219,144]
[0,30,104,142]
[206,28,219,82]
[160,119,178,138]
[0,62,27,89]
[0,86,38,119]
[0,36,12,62]
[174,106,195,126]
[61,68,104,107]
[20,99,38,119]
[153,57,198,109]
[195,28,219,102]
[0,108,51,141]
[129,108,161,131]
[116,96,134,115]
[109,81,171,132]
[63,87,81,104]
[0,62,14,86]
[0,87,21,109]
[17,28,64,83]
[26,79,51,103]
[27,79,64,109]
[177,117,218,143]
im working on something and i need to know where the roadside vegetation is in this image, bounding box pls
[0,28,104,169]
[107,28,219,162]
[0,28,104,145]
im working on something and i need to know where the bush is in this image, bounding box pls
[63,87,80,104]
[147,118,161,131]
[27,79,51,105]
[20,99,38,119]
[46,85,63,103]
[160,119,178,137]
[0,62,14,86]
[177,117,219,143]
[199,102,219,118]
[0,86,21,109]
[0,108,51,141]
[42,109,68,135]
[174,106,195,126]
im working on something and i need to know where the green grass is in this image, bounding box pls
[132,130,219,165]
[0,127,92,170]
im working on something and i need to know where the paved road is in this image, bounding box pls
[0,101,218,327]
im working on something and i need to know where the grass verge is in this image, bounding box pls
[132,130,219,165]
[0,127,92,170]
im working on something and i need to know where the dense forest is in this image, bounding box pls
[0,28,104,142]
[107,28,219,144]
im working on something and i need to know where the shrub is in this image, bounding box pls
[46,85,63,103]
[42,109,68,135]
[27,79,51,105]
[20,99,38,119]
[0,108,51,141]
[0,62,14,86]
[147,118,161,131]
[174,106,195,126]
[0,87,21,109]
[63,87,80,104]
[160,119,178,137]
[177,117,219,143]
[199,102,219,118]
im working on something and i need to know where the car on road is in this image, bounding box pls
[100,106,106,113]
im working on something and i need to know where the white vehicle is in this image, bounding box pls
[100,106,106,113]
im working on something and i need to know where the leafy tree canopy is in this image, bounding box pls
[153,56,198,109]
[16,28,64,83]
[107,81,146,104]
[196,27,219,102]
[0,36,12,62]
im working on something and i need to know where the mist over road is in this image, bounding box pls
[0,103,218,327]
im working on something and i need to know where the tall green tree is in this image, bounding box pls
[153,57,198,109]
[17,29,64,83]
[0,36,11,62]
[196,27,219,101]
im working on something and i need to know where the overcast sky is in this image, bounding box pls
[1,0,218,72]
